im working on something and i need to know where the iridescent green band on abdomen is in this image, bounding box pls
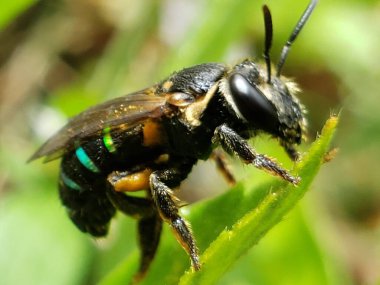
[61,171,82,191]
[103,127,116,153]
[75,146,100,173]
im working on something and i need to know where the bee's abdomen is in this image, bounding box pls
[59,179,116,236]
[56,125,122,235]
[58,123,164,236]
[59,124,147,192]
[59,139,116,236]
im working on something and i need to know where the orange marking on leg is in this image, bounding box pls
[109,169,152,192]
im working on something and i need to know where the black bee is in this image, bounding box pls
[30,0,317,280]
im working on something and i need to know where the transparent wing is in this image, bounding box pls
[29,88,168,162]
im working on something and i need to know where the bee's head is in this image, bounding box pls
[226,60,306,160]
[224,0,316,160]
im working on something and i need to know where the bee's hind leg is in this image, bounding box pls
[135,213,162,283]
[106,178,162,282]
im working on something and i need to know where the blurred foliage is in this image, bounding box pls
[0,0,35,28]
[0,0,379,285]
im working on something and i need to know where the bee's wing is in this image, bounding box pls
[29,88,169,162]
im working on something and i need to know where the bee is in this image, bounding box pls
[30,0,317,280]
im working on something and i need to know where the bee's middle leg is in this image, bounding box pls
[149,161,200,271]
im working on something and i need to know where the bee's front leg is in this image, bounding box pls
[149,160,200,271]
[213,124,300,185]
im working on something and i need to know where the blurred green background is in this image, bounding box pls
[0,0,379,284]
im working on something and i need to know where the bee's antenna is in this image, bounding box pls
[262,5,273,83]
[276,0,318,77]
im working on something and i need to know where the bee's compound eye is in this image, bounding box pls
[229,73,278,134]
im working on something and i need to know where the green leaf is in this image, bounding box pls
[99,115,338,285]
